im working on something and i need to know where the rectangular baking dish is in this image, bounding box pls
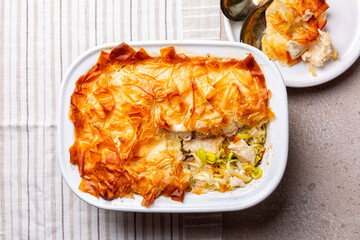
[57,41,288,213]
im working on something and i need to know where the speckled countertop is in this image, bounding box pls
[221,32,360,238]
[2,1,357,239]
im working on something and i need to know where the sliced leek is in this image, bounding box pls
[206,152,217,164]
[197,148,207,163]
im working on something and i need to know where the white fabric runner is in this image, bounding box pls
[0,0,225,239]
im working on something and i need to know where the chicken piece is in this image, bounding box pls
[176,131,192,141]
[301,29,338,68]
[182,136,224,154]
[229,176,245,188]
[286,40,308,60]
[222,121,239,138]
[191,175,207,194]
[228,139,256,164]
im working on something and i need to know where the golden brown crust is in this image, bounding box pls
[284,0,329,18]
[69,43,273,206]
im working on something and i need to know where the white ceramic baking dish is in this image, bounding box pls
[57,41,288,213]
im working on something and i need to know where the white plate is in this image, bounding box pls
[224,0,360,87]
[57,41,289,213]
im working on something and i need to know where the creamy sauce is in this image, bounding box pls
[301,30,337,68]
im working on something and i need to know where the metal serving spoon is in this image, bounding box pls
[221,0,268,22]
[240,0,274,50]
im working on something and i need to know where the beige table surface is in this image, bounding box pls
[220,26,360,240]
[0,0,359,239]
[223,61,360,239]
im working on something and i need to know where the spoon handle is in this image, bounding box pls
[221,0,258,22]
[240,0,274,49]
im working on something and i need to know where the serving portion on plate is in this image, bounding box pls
[262,0,338,76]
[58,41,288,212]
[224,0,360,87]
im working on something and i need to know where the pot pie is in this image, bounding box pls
[69,43,274,207]
[262,0,338,75]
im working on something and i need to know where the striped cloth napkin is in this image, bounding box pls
[0,0,226,239]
